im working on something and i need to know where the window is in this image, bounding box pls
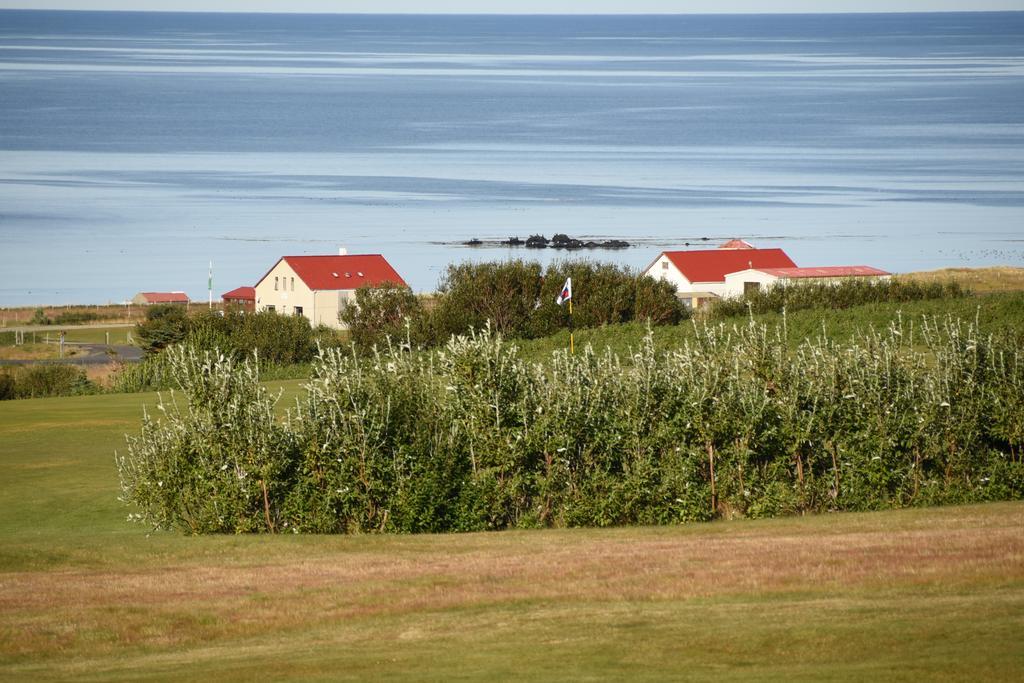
[274,276,278,291]
[744,281,761,295]
[265,305,275,312]
[294,306,303,316]
[291,277,295,291]
[661,260,669,270]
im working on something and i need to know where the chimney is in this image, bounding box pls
[338,247,347,256]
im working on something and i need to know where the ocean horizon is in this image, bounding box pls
[1,9,1022,306]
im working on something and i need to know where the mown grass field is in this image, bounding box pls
[1,385,1022,681]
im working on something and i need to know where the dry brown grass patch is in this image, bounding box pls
[2,505,1022,662]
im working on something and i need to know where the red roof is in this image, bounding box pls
[662,248,797,283]
[756,266,890,279]
[719,239,755,250]
[140,292,189,303]
[261,254,407,291]
[221,286,255,301]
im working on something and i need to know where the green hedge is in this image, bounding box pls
[710,278,967,319]
[118,313,1024,534]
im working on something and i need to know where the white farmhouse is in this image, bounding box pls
[645,239,892,308]
[254,251,407,329]
[644,242,797,309]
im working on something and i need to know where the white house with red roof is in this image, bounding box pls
[254,250,407,329]
[645,243,797,308]
[645,240,890,308]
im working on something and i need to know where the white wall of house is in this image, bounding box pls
[646,254,690,291]
[254,259,358,329]
[722,269,781,298]
[645,255,729,298]
[255,260,314,319]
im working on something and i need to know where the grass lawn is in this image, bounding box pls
[0,387,1021,681]
[0,326,135,349]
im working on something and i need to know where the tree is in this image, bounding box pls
[135,304,189,355]
[340,283,425,352]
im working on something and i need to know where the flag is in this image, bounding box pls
[555,277,572,305]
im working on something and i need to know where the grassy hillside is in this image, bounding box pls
[517,291,1024,362]
[1,387,1022,680]
[899,266,1024,293]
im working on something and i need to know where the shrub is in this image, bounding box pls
[431,259,687,344]
[710,278,967,319]
[0,372,15,400]
[135,305,189,355]
[53,311,100,325]
[118,314,1024,535]
[431,260,544,340]
[117,345,294,533]
[12,364,96,398]
[229,310,316,365]
[340,283,426,352]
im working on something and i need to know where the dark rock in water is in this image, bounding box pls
[701,236,710,241]
[478,233,630,250]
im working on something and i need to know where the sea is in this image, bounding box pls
[1,10,1022,306]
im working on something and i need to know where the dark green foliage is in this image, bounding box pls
[29,308,49,325]
[53,311,100,325]
[226,310,317,365]
[432,260,545,340]
[4,364,96,399]
[430,259,687,344]
[135,304,189,355]
[0,372,15,400]
[711,278,967,319]
[339,283,426,352]
[119,314,1024,534]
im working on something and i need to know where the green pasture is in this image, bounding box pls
[0,384,1022,680]
[0,325,135,348]
[517,291,1024,361]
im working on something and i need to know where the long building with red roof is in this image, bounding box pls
[254,250,407,329]
[645,240,889,308]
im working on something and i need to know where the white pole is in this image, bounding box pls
[208,260,213,309]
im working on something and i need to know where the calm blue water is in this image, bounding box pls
[1,10,1022,306]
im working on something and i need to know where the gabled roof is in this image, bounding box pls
[259,254,407,291]
[755,266,890,279]
[719,239,755,250]
[221,286,255,301]
[660,248,797,284]
[138,291,189,303]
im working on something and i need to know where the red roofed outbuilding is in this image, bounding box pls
[254,250,407,329]
[645,239,890,307]
[132,291,190,305]
[222,286,256,311]
[723,265,891,297]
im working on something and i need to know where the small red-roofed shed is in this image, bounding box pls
[131,291,190,305]
[222,286,256,311]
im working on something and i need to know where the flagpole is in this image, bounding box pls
[568,298,574,355]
